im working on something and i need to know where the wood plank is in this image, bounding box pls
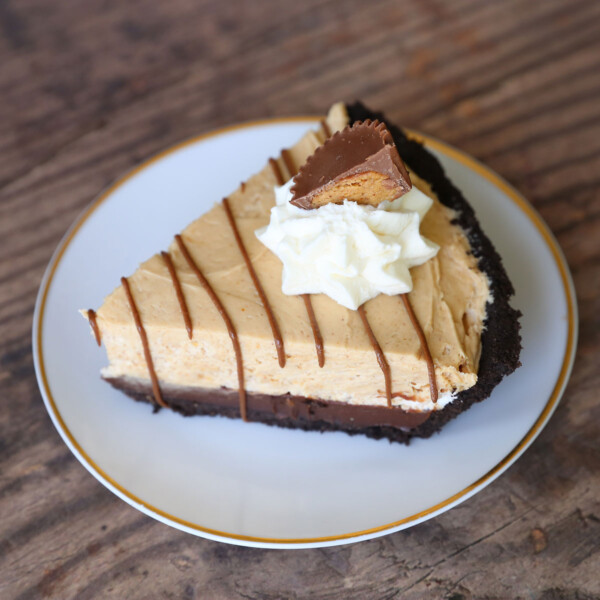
[0,0,599,598]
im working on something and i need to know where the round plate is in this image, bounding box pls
[33,118,577,549]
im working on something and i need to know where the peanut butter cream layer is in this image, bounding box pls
[88,104,490,412]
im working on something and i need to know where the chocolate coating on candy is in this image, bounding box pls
[290,120,412,209]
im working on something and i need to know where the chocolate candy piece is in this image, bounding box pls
[290,120,412,209]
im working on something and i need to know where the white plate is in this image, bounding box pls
[33,118,577,549]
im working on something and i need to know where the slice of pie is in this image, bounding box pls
[83,102,521,444]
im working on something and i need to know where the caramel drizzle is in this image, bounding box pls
[358,304,392,407]
[269,157,285,185]
[161,250,193,339]
[87,309,102,346]
[222,196,286,368]
[320,119,331,138]
[400,294,438,403]
[121,276,167,409]
[175,234,248,420]
[276,150,326,367]
[240,181,246,192]
[302,294,325,368]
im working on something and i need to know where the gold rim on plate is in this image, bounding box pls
[34,117,577,546]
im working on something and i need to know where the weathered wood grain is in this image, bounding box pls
[0,0,599,598]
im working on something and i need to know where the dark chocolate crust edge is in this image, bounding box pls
[345,102,522,439]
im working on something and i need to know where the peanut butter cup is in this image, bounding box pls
[290,120,412,209]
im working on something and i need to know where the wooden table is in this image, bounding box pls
[1,1,598,597]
